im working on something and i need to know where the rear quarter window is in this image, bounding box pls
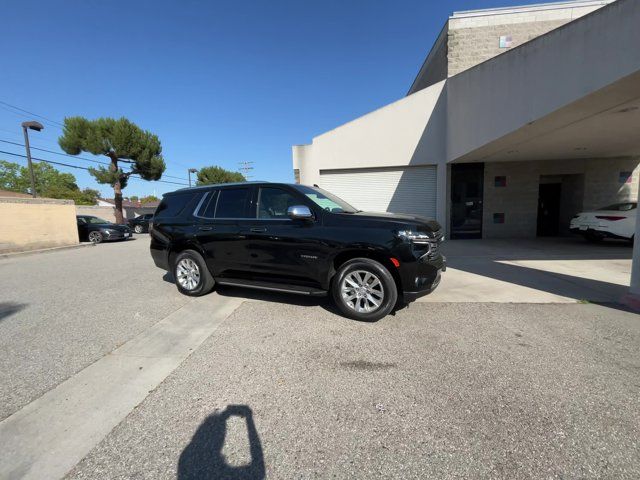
[155,191,201,218]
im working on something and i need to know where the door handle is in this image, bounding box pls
[250,227,267,233]
[199,226,213,231]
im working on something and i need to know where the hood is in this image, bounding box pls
[348,210,441,232]
[577,209,632,216]
[97,223,130,231]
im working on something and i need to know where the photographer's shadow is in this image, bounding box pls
[178,405,265,480]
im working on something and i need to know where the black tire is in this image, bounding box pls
[134,225,144,234]
[174,250,215,297]
[88,231,103,244]
[332,258,397,322]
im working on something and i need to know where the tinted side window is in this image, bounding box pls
[156,192,198,218]
[215,188,251,218]
[257,187,300,219]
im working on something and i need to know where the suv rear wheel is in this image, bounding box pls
[174,250,215,296]
[332,258,397,322]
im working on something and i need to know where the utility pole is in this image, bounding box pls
[188,168,198,187]
[238,161,254,179]
[21,121,44,198]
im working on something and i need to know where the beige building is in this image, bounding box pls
[293,0,640,240]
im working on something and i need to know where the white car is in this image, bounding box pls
[570,202,637,242]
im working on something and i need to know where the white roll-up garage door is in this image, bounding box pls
[319,166,437,219]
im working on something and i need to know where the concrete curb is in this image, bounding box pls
[0,243,95,259]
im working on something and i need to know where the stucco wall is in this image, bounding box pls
[0,197,79,253]
[293,80,447,186]
[482,157,640,238]
[407,25,449,95]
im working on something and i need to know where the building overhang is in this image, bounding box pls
[452,70,640,164]
[446,0,640,164]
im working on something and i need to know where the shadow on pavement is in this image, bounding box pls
[178,405,265,480]
[0,302,27,321]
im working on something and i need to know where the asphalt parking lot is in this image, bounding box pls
[1,237,639,479]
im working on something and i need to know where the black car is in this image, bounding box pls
[128,213,154,233]
[76,215,133,244]
[150,182,445,321]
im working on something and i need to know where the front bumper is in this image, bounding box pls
[569,227,629,240]
[403,269,443,303]
[399,253,446,303]
[104,230,133,241]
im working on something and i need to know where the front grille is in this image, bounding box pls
[428,230,444,258]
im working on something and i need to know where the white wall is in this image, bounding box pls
[447,0,640,162]
[293,80,447,186]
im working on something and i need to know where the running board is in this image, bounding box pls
[215,278,328,297]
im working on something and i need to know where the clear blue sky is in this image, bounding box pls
[0,0,541,198]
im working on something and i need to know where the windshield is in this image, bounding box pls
[87,217,110,224]
[294,185,358,214]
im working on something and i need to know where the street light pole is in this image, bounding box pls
[21,121,44,198]
[188,168,198,187]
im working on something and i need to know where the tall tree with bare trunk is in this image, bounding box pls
[59,117,165,223]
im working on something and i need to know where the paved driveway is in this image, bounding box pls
[423,237,632,303]
[0,236,638,479]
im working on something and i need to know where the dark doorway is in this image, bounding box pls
[537,183,562,236]
[451,163,484,239]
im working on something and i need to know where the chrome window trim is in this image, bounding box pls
[192,192,210,218]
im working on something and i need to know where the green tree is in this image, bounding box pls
[140,195,159,204]
[0,159,100,205]
[128,195,139,202]
[58,117,165,223]
[196,166,245,185]
[0,160,21,191]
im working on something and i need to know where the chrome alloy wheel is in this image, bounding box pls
[134,225,143,233]
[340,270,385,313]
[176,258,201,291]
[88,231,102,243]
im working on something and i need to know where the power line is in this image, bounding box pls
[0,138,189,181]
[0,138,111,166]
[0,101,64,128]
[0,100,192,176]
[0,150,189,186]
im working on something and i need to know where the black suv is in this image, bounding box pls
[150,182,445,321]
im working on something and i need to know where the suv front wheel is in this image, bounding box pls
[332,258,397,322]
[174,250,215,296]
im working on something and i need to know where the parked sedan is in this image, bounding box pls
[570,202,637,242]
[128,213,154,233]
[76,215,133,244]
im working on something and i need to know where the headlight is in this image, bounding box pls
[397,230,433,245]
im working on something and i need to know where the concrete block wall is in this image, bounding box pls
[482,157,640,238]
[448,20,567,76]
[483,161,540,238]
[583,157,640,210]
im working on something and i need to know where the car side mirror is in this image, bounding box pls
[287,205,314,220]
